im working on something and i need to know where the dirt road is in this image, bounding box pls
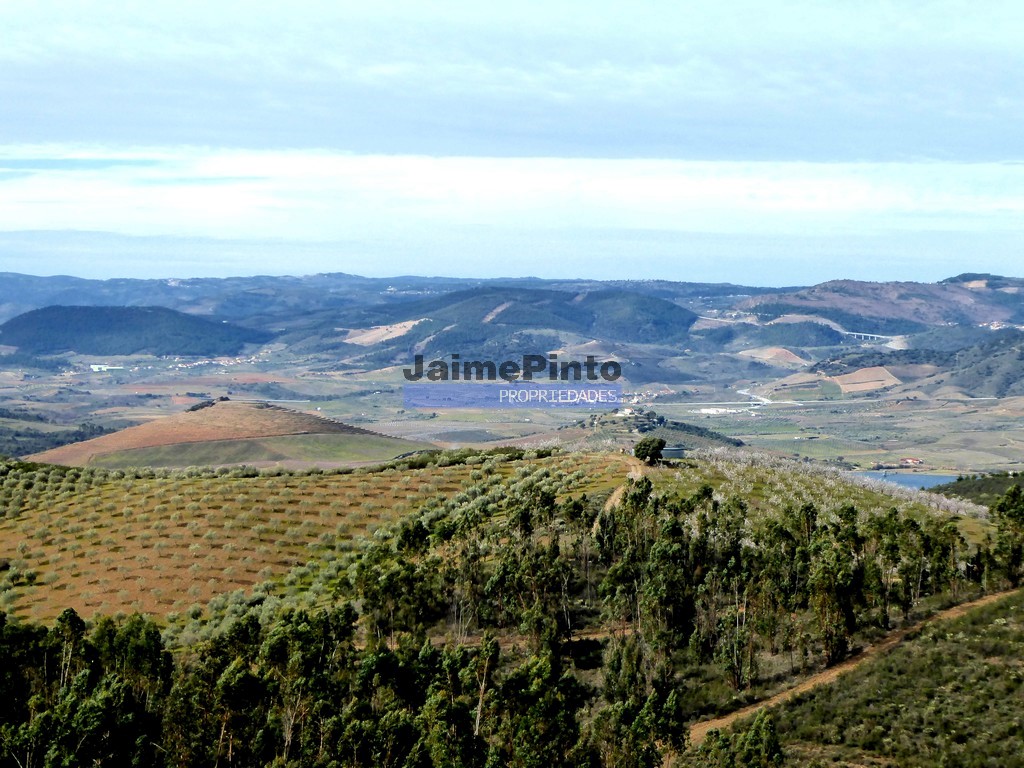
[688,589,1019,747]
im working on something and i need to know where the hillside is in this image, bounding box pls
[0,405,112,458]
[277,286,700,379]
[0,447,1009,767]
[559,409,745,452]
[0,305,271,356]
[27,399,426,468]
[740,276,1024,330]
[772,589,1024,766]
[930,472,1024,507]
[815,328,1024,398]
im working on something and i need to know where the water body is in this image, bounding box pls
[852,471,960,490]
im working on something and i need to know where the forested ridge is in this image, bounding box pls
[0,305,271,356]
[1,450,1022,767]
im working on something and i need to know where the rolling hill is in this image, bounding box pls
[556,409,745,452]
[815,328,1024,398]
[739,275,1024,331]
[0,305,272,356]
[0,445,1005,767]
[27,399,429,468]
[277,285,700,368]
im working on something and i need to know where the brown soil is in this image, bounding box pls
[28,400,381,466]
[832,366,902,394]
[342,319,424,346]
[3,453,627,623]
[738,347,811,366]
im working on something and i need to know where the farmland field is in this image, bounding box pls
[0,451,629,622]
[0,448,986,625]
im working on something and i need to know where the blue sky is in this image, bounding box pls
[1,1,1022,284]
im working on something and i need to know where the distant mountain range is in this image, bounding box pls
[0,271,785,326]
[2,270,1024,395]
[740,273,1024,330]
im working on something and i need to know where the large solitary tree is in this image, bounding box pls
[633,437,666,465]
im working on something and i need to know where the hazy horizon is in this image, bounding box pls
[3,229,1020,287]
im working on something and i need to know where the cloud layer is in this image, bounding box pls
[1,2,1022,281]
[4,2,1023,160]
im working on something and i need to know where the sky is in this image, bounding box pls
[1,1,1022,284]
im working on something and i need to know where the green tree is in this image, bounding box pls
[809,536,856,666]
[484,650,590,768]
[993,484,1024,587]
[633,437,666,465]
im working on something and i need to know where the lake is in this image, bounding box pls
[852,471,960,490]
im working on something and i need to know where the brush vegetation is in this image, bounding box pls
[1,447,1019,766]
[773,589,1024,767]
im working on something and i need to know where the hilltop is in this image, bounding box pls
[0,305,271,356]
[274,285,701,383]
[28,399,428,468]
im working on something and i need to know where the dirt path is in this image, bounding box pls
[603,457,649,511]
[689,589,1019,748]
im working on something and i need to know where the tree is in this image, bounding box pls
[632,437,665,465]
[808,537,856,666]
[735,711,784,767]
[484,649,591,768]
[993,484,1024,587]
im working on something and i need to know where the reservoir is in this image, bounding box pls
[852,471,960,490]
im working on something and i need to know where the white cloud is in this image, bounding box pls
[1,2,1023,280]
[1,146,1023,245]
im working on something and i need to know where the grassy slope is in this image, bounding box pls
[773,589,1024,767]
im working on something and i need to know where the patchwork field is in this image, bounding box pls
[656,394,1024,474]
[831,365,902,394]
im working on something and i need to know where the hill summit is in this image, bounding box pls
[28,400,425,468]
